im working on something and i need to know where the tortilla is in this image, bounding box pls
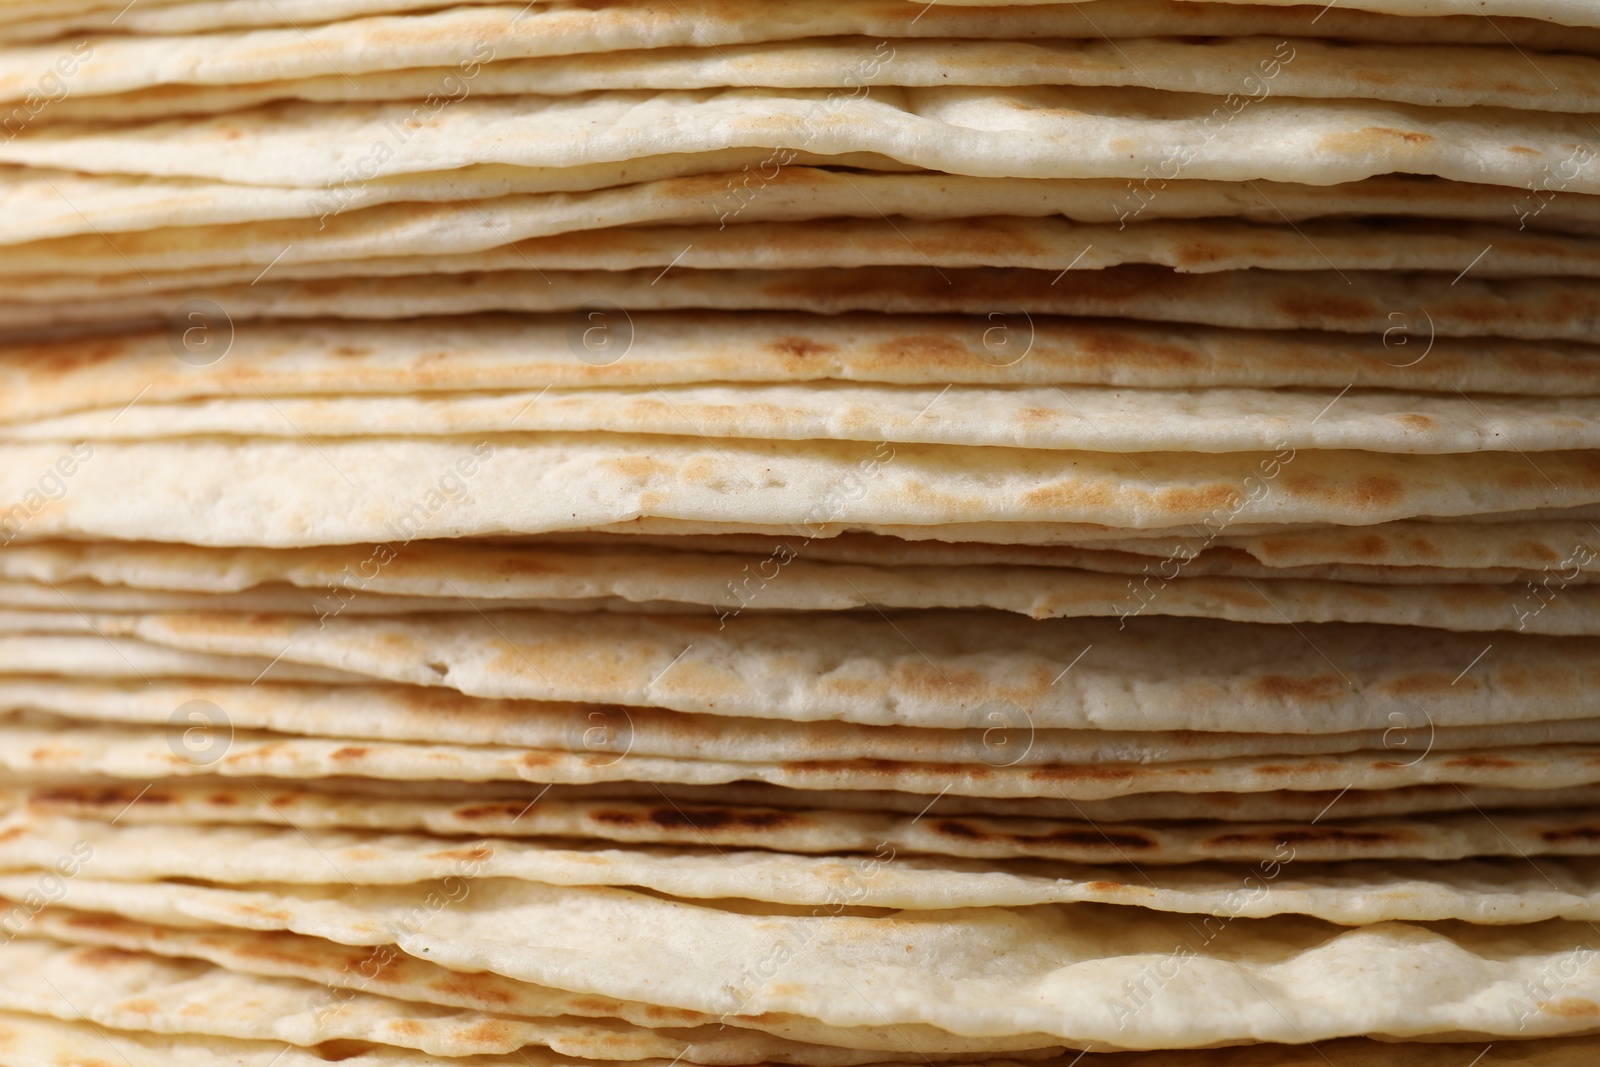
[0,1010,629,1067]
[5,0,1600,106]
[9,431,1600,547]
[1131,0,1600,28]
[0,633,366,684]
[19,36,1600,126]
[8,166,1600,250]
[6,218,1598,302]
[13,813,1600,926]
[9,380,1600,455]
[0,932,956,1064]
[0,554,1597,632]
[9,906,1068,1055]
[28,778,1600,864]
[0,532,1575,589]
[6,267,1594,341]
[5,89,1597,192]
[10,317,1600,434]
[44,775,1600,825]
[11,708,1600,798]
[11,874,1600,1048]
[10,674,1600,764]
[109,609,1600,732]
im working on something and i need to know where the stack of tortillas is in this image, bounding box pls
[0,0,1598,1064]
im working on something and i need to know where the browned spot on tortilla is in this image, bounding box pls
[1154,484,1243,517]
[1326,126,1436,150]
[768,336,836,360]
[1205,828,1411,847]
[1247,673,1350,705]
[1443,754,1522,770]
[74,947,142,968]
[1281,471,1406,511]
[29,785,171,808]
[1541,827,1600,844]
[1015,828,1156,850]
[1540,998,1600,1018]
[1016,478,1118,515]
[436,973,516,1007]
[600,454,666,485]
[460,1020,517,1048]
[455,802,534,821]
[642,807,800,832]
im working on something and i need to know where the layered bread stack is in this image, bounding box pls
[0,0,1599,1064]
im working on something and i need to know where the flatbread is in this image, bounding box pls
[6,433,1600,546]
[572,507,1600,547]
[9,677,1600,764]
[1116,0,1600,28]
[6,0,1600,106]
[43,775,1600,824]
[9,216,1599,284]
[1198,521,1600,573]
[9,220,1600,314]
[6,267,1594,341]
[13,813,1600,925]
[535,530,1576,584]
[6,906,1067,1055]
[9,381,1600,455]
[8,166,1599,250]
[0,1011,607,1067]
[115,609,1600,732]
[0,532,1575,589]
[1,551,1598,632]
[5,88,1596,191]
[9,317,1600,432]
[12,874,1600,1047]
[0,633,366,684]
[30,779,1600,864]
[0,933,941,1064]
[0,0,495,36]
[12,707,1600,798]
[21,36,1600,122]
[19,0,1600,40]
